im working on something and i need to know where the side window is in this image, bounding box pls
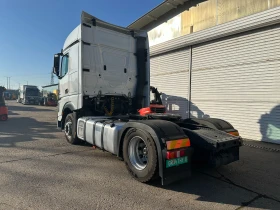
[61,54,69,77]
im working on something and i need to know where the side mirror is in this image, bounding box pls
[53,54,61,77]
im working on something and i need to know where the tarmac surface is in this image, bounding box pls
[0,101,279,210]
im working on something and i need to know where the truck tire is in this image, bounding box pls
[0,115,8,121]
[64,113,81,145]
[123,129,158,183]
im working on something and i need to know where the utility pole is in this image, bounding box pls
[51,70,54,85]
[5,77,10,89]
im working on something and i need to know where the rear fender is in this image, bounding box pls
[118,120,191,185]
[184,118,238,133]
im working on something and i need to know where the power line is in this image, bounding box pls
[4,73,51,78]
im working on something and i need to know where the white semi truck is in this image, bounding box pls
[18,85,40,105]
[52,11,242,185]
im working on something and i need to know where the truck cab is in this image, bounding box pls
[53,12,150,132]
[18,85,40,105]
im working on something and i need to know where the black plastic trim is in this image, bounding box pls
[134,36,147,111]
[101,123,106,150]
[63,102,75,112]
[57,120,62,128]
[92,18,96,26]
[82,41,91,45]
[83,69,90,72]
[83,23,91,28]
[63,40,79,52]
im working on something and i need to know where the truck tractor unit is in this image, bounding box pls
[39,92,58,106]
[52,11,242,185]
[18,85,40,105]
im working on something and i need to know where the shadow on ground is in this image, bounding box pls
[7,109,19,116]
[0,116,57,147]
[6,104,55,112]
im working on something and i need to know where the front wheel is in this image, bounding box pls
[123,129,158,183]
[64,113,81,145]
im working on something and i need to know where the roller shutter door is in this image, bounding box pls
[191,24,280,143]
[150,48,190,118]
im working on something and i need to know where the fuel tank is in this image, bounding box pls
[77,117,126,154]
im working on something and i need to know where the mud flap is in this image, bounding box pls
[160,147,194,185]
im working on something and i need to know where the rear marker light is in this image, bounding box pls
[166,138,190,150]
[228,131,239,136]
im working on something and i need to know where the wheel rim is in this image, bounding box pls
[128,136,148,170]
[65,120,72,139]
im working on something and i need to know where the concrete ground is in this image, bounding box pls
[0,101,279,210]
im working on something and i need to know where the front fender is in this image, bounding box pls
[62,102,76,112]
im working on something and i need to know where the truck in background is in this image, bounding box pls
[52,11,242,185]
[39,84,58,106]
[53,89,59,100]
[4,89,18,100]
[17,85,40,105]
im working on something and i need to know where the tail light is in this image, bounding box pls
[166,149,187,159]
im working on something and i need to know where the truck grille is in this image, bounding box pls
[151,107,165,113]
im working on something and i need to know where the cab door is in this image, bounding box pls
[59,54,69,99]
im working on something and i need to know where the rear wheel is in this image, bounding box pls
[0,115,8,121]
[123,129,158,183]
[64,113,81,144]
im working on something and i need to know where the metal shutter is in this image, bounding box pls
[191,24,280,143]
[150,48,190,118]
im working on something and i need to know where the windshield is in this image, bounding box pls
[26,88,39,96]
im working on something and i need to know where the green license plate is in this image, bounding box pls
[166,156,188,168]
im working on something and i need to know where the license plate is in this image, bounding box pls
[166,156,188,168]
